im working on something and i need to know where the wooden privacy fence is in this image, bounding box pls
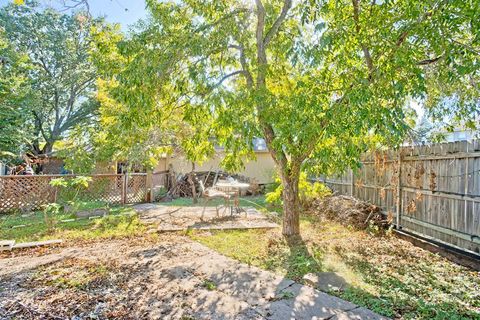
[0,171,169,213]
[318,140,480,255]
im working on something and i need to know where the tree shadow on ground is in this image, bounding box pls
[283,234,323,280]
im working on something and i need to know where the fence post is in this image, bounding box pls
[396,152,402,229]
[121,173,128,204]
[464,142,469,229]
[350,169,354,196]
[146,171,153,203]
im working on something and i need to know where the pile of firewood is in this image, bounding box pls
[165,170,251,199]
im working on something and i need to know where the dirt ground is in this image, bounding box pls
[0,235,386,320]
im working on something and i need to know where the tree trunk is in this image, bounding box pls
[281,168,300,237]
[189,162,198,204]
[41,141,53,155]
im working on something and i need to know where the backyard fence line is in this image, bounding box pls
[0,171,169,213]
[317,140,480,256]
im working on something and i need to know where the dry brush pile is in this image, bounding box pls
[164,170,255,199]
[307,195,391,230]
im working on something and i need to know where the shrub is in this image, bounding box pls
[266,172,331,208]
[42,202,62,231]
[50,176,93,212]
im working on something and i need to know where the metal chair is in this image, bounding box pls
[198,180,230,220]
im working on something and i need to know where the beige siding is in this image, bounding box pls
[94,161,117,174]
[154,151,276,184]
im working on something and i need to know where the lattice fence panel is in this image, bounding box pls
[126,174,147,204]
[1,173,153,213]
[0,176,56,213]
[58,175,124,205]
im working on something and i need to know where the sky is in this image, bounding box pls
[0,0,149,29]
[86,0,148,29]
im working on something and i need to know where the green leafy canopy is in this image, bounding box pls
[0,0,103,158]
[94,0,478,173]
[92,0,478,234]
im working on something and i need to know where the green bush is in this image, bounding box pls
[266,172,331,207]
[42,203,62,231]
[50,176,93,212]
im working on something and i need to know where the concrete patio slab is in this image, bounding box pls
[133,203,279,231]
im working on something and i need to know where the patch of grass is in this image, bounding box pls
[0,205,144,242]
[32,258,115,290]
[271,291,295,301]
[202,279,217,291]
[189,196,480,319]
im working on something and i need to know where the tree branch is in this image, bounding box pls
[263,0,292,47]
[394,2,438,48]
[212,70,246,88]
[417,55,443,65]
[255,0,291,172]
[352,0,374,77]
[228,44,254,87]
[32,111,49,142]
[255,0,267,87]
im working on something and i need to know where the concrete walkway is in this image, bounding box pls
[0,237,387,319]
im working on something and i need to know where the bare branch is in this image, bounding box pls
[58,0,91,16]
[212,70,246,88]
[255,0,267,87]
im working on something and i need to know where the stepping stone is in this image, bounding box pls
[0,240,15,251]
[76,208,108,218]
[260,283,358,319]
[12,239,63,249]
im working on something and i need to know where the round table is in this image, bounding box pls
[215,182,250,215]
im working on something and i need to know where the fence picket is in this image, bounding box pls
[321,140,480,255]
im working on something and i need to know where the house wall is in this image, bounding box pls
[41,158,116,175]
[94,161,117,174]
[42,158,64,174]
[154,151,276,184]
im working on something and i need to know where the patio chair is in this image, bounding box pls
[198,180,231,220]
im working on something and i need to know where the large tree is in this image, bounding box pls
[0,27,32,159]
[94,0,479,236]
[0,1,100,156]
